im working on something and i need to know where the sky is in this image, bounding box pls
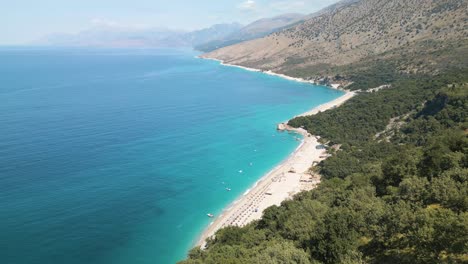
[1,0,341,44]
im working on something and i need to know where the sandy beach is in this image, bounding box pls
[196,60,356,247]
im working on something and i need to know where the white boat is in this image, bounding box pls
[207,213,214,218]
[226,188,231,191]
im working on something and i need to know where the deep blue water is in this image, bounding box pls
[0,47,343,264]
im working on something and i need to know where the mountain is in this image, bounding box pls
[38,28,185,47]
[307,0,360,17]
[195,13,305,52]
[38,23,243,48]
[202,0,467,78]
[235,13,305,39]
[164,23,243,47]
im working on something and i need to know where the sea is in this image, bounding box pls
[0,47,343,264]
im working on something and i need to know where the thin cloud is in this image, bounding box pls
[239,0,256,10]
[91,18,119,27]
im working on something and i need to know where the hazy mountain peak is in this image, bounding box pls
[195,13,306,52]
[37,23,243,48]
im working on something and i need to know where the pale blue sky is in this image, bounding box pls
[1,0,340,44]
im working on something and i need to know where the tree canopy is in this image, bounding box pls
[180,69,468,264]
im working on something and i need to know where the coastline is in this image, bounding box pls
[196,57,356,248]
[199,57,345,90]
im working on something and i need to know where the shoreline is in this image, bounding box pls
[199,57,344,90]
[195,57,356,248]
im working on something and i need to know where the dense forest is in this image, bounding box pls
[180,64,467,264]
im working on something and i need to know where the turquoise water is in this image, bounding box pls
[0,47,343,264]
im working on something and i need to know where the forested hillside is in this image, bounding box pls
[180,64,468,263]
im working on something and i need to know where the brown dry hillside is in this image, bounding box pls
[202,0,467,79]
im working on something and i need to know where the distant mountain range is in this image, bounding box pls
[38,13,306,49]
[195,13,305,52]
[38,23,243,48]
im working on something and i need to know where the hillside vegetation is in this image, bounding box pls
[182,1,468,263]
[202,0,467,84]
[180,63,468,264]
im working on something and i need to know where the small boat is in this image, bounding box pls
[239,170,243,173]
[226,188,231,191]
[207,213,214,218]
